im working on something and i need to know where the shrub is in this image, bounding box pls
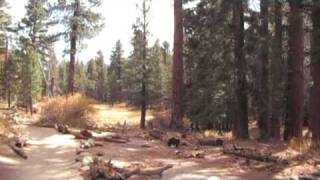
[39,93,96,128]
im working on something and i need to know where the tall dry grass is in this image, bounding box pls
[39,94,96,128]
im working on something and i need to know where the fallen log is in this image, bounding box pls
[9,142,27,159]
[223,144,288,164]
[137,164,173,176]
[88,157,173,180]
[94,136,128,144]
[198,138,223,146]
[175,150,205,159]
[54,125,129,143]
[148,129,165,140]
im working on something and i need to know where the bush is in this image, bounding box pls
[39,93,96,128]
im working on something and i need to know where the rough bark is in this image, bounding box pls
[284,0,304,141]
[311,0,320,146]
[258,0,270,140]
[233,0,249,139]
[68,0,80,95]
[171,0,184,129]
[270,0,283,140]
[140,1,148,129]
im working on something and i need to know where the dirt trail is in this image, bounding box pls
[0,125,82,180]
[0,104,276,180]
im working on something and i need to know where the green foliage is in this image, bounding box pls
[18,47,42,103]
[53,0,104,49]
[184,0,234,129]
[75,60,87,93]
[58,60,69,94]
[108,40,124,103]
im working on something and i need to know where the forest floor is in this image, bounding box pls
[0,103,319,180]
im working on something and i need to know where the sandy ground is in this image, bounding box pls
[0,104,309,180]
[0,125,82,180]
[0,124,275,180]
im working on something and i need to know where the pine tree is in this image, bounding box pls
[58,60,69,94]
[233,0,249,139]
[53,0,104,94]
[96,51,107,101]
[18,46,42,113]
[311,0,320,146]
[284,0,305,140]
[171,0,184,129]
[270,0,284,140]
[86,58,98,98]
[257,0,270,140]
[75,60,87,93]
[109,40,124,104]
[14,0,56,112]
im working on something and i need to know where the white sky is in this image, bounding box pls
[7,0,174,63]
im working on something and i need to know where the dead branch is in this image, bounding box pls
[8,141,27,159]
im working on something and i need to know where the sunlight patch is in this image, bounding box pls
[0,155,20,165]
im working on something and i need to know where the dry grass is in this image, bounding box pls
[91,104,154,128]
[0,115,10,136]
[39,94,96,128]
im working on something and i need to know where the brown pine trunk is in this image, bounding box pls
[140,82,146,129]
[284,0,304,141]
[233,0,249,139]
[68,0,80,95]
[140,0,148,129]
[171,0,184,129]
[5,37,10,109]
[258,0,270,140]
[311,0,320,146]
[270,0,283,141]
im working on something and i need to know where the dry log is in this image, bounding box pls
[9,142,27,159]
[175,150,205,159]
[88,157,173,180]
[223,144,288,164]
[198,138,223,146]
[137,164,173,176]
[94,136,128,144]
[54,125,129,143]
[148,129,165,140]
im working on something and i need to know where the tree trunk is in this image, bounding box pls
[140,0,148,129]
[311,0,320,146]
[258,0,270,140]
[140,82,146,129]
[284,0,304,140]
[232,0,249,139]
[270,0,283,141]
[5,38,10,109]
[68,0,80,95]
[171,0,184,129]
